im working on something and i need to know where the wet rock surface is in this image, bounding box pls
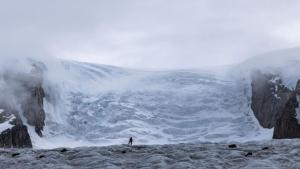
[0,141,299,169]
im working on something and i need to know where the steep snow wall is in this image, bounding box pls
[4,47,300,148]
[27,61,272,149]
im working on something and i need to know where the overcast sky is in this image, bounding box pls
[1,0,300,69]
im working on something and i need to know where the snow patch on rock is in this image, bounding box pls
[0,110,15,132]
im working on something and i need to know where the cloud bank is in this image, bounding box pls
[1,0,300,69]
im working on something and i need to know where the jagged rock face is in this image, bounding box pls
[273,92,300,139]
[22,84,46,137]
[0,63,47,148]
[296,80,300,94]
[1,65,46,136]
[251,71,292,128]
[0,124,32,148]
[251,70,300,139]
[0,108,33,148]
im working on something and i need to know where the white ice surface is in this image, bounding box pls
[12,47,300,149]
[36,61,274,149]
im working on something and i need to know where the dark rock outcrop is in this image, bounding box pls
[11,153,20,157]
[251,70,300,139]
[0,124,32,148]
[228,144,237,148]
[251,71,291,128]
[245,152,253,157]
[296,80,300,94]
[3,66,46,137]
[0,63,47,148]
[22,84,46,137]
[273,92,300,139]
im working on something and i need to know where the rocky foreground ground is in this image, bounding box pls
[0,140,300,169]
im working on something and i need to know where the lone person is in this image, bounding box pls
[128,137,133,146]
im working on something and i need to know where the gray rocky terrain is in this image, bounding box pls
[0,140,300,169]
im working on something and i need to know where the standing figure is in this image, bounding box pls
[128,137,133,145]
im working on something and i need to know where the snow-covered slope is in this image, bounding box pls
[5,47,296,149]
[2,48,300,149]
[236,47,300,87]
[25,60,274,149]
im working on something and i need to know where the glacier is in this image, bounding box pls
[3,48,300,149]
[30,61,274,149]
[2,48,300,169]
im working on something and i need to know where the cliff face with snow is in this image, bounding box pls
[248,48,300,139]
[0,63,46,148]
[250,71,300,139]
[251,71,291,129]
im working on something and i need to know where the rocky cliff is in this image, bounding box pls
[0,63,46,148]
[273,92,300,139]
[22,83,46,137]
[251,70,292,128]
[251,71,300,139]
[0,124,32,148]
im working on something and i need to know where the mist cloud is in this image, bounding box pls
[1,0,300,69]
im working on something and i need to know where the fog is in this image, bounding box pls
[1,0,300,69]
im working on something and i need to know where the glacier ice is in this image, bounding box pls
[33,61,273,149]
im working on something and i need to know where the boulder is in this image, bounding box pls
[245,152,253,157]
[228,144,237,148]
